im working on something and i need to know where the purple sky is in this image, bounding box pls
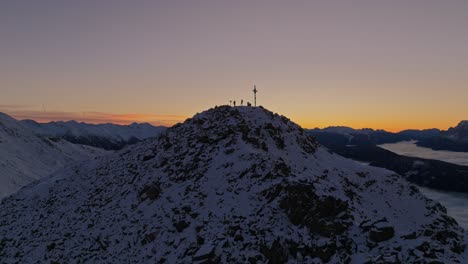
[1,0,467,130]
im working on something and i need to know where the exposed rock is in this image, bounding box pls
[279,183,352,237]
[138,182,161,201]
[369,225,395,242]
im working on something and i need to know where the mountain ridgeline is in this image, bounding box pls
[0,112,165,199]
[0,106,465,263]
[309,122,468,153]
[309,124,468,194]
[308,126,440,146]
[417,121,468,152]
[20,119,165,150]
[0,113,106,198]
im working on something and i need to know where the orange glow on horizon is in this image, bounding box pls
[5,110,187,127]
[297,118,455,133]
[1,2,467,134]
[2,108,459,133]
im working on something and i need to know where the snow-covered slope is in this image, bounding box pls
[21,119,166,150]
[0,113,107,198]
[0,106,465,263]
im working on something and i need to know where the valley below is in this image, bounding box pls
[380,141,468,229]
[380,141,468,166]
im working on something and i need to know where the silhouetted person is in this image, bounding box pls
[233,100,236,107]
[241,99,243,105]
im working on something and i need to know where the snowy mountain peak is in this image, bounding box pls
[0,106,466,263]
[192,105,293,128]
[175,105,317,154]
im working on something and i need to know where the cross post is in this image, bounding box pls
[253,85,258,107]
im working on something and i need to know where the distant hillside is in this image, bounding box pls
[308,127,468,194]
[21,119,166,150]
[417,121,468,152]
[309,126,440,146]
[398,128,441,140]
[0,113,106,198]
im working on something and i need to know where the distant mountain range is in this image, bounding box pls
[0,112,166,198]
[309,123,468,193]
[310,122,468,153]
[0,113,106,198]
[21,119,166,150]
[309,126,440,146]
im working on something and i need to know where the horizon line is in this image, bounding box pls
[0,108,455,133]
[1,109,187,127]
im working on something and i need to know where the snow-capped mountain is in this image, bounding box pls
[0,106,465,263]
[21,119,166,150]
[0,113,107,198]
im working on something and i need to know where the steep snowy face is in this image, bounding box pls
[0,113,107,198]
[0,106,465,263]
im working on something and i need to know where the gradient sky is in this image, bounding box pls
[1,0,467,131]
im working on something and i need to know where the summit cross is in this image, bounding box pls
[253,85,258,107]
